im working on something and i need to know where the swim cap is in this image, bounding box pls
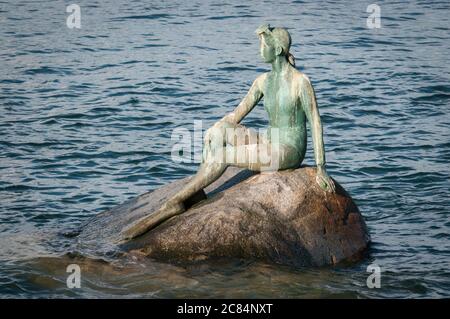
[255,24,295,66]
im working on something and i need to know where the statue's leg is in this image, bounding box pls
[122,123,295,240]
[122,161,228,240]
[159,123,264,204]
[122,123,231,240]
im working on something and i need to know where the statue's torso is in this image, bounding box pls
[262,70,307,160]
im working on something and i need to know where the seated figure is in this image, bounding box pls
[123,24,335,240]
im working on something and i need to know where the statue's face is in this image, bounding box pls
[259,34,276,63]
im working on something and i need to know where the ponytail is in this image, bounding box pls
[287,52,296,67]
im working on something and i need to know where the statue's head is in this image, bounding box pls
[255,24,295,67]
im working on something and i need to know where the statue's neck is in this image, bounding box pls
[271,56,290,74]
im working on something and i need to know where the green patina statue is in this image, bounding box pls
[123,24,335,240]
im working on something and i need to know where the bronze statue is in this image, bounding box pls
[123,24,335,240]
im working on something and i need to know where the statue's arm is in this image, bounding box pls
[220,74,265,124]
[300,75,325,166]
[300,75,335,192]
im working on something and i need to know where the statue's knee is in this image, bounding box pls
[203,128,212,145]
[204,126,225,146]
[202,144,226,165]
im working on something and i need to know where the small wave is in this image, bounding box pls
[206,14,258,20]
[109,13,171,22]
[24,66,73,76]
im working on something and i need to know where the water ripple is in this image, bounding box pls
[0,0,449,298]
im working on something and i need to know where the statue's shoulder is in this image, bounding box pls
[293,70,315,94]
[256,72,269,84]
[254,72,269,91]
[293,69,311,86]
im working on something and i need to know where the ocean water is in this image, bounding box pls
[0,0,449,298]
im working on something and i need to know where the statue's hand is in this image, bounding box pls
[316,166,336,193]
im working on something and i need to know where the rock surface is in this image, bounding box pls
[77,167,370,267]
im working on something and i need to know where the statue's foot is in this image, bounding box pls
[121,201,185,241]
